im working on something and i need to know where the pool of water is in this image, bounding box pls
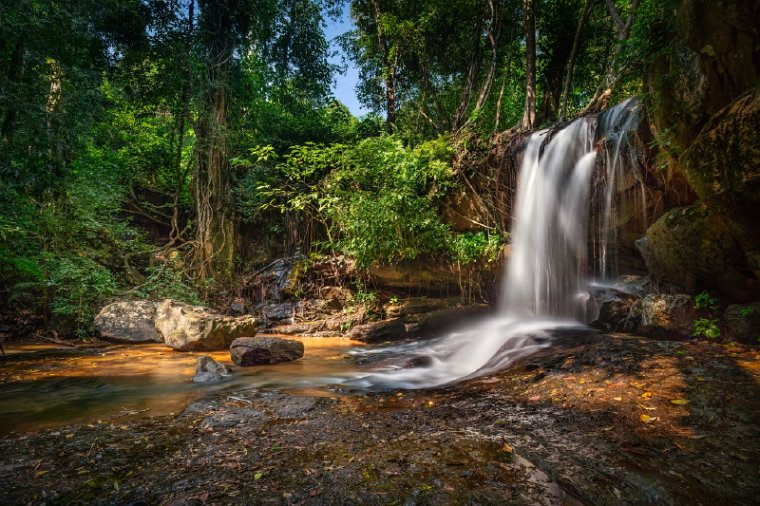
[0,337,362,433]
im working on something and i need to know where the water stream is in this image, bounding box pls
[350,98,643,389]
[0,100,645,430]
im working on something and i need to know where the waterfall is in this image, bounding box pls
[350,99,643,389]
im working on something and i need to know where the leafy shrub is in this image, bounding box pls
[449,232,503,265]
[692,291,720,339]
[694,291,718,311]
[237,135,457,268]
[48,256,118,337]
[132,263,204,306]
[693,318,721,339]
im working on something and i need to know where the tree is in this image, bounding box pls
[519,0,536,130]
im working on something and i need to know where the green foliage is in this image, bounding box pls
[693,318,721,339]
[449,232,503,265]
[739,307,755,319]
[237,134,457,268]
[48,256,118,337]
[694,291,719,312]
[692,291,721,340]
[132,263,204,306]
[349,281,378,308]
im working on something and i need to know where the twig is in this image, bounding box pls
[31,332,76,348]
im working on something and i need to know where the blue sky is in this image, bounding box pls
[324,8,369,117]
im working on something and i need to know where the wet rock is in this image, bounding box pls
[346,319,406,343]
[192,356,231,384]
[403,356,433,368]
[415,304,491,336]
[586,286,640,332]
[200,408,263,429]
[230,336,304,366]
[383,297,450,318]
[638,294,698,339]
[94,301,162,343]
[724,302,760,344]
[155,300,257,352]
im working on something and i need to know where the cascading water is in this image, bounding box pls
[350,99,643,389]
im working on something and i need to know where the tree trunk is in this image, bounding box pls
[370,0,396,132]
[193,1,237,287]
[560,0,594,120]
[520,0,536,130]
[583,0,640,113]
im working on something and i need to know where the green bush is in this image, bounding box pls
[449,232,503,265]
[693,318,721,339]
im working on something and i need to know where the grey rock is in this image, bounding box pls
[155,299,257,351]
[192,355,231,384]
[724,302,760,344]
[639,294,698,339]
[94,301,162,343]
[230,336,304,366]
[586,285,641,332]
[261,302,294,322]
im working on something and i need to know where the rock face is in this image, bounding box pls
[643,206,759,300]
[681,86,760,285]
[230,336,304,366]
[192,356,231,384]
[724,302,760,344]
[155,300,257,351]
[94,301,162,343]
[586,286,641,333]
[347,304,490,343]
[638,294,698,339]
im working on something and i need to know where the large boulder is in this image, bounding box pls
[638,294,698,339]
[724,302,760,344]
[94,301,162,343]
[681,86,760,284]
[642,205,758,301]
[155,299,257,351]
[230,336,304,366]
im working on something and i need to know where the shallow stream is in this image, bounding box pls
[0,337,362,433]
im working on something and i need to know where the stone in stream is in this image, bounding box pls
[94,301,162,343]
[230,336,304,366]
[192,356,231,384]
[155,299,257,352]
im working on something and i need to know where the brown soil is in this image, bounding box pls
[1,333,759,505]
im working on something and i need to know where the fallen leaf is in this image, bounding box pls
[501,443,513,453]
[254,472,264,480]
[640,392,653,399]
[34,470,49,478]
[640,414,659,423]
[613,397,622,401]
[528,395,541,401]
[670,399,690,405]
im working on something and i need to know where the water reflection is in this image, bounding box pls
[0,337,360,433]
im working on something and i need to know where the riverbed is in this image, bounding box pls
[2,333,759,504]
[0,337,362,433]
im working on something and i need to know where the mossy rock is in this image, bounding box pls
[681,85,760,281]
[644,205,758,301]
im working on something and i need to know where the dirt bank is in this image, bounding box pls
[1,333,759,505]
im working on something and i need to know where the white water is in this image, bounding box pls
[350,99,642,389]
